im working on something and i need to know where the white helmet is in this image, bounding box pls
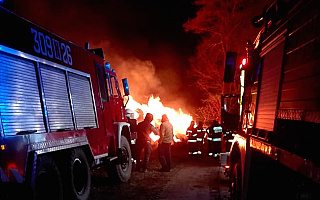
[125,109,134,119]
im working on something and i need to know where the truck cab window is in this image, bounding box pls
[106,73,112,98]
[110,75,120,98]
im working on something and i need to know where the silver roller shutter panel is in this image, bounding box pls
[0,52,46,136]
[40,64,74,131]
[68,73,97,129]
[256,43,284,131]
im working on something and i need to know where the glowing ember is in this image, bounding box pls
[126,95,193,142]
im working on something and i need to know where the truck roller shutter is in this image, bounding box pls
[256,42,285,131]
[39,64,74,132]
[0,52,46,136]
[68,73,97,129]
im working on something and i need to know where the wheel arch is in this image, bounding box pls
[50,145,93,168]
[121,125,131,143]
[114,122,131,148]
[27,144,94,178]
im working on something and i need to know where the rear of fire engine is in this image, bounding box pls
[0,4,136,200]
[225,0,320,199]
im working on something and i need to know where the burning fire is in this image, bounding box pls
[126,95,193,142]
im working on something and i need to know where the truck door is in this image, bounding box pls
[95,64,114,137]
[108,74,126,122]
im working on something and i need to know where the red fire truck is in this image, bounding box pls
[0,4,136,200]
[223,0,320,199]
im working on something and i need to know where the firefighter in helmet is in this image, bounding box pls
[187,121,197,155]
[125,109,138,164]
[186,121,195,138]
[206,120,222,158]
[125,109,137,137]
[195,121,206,155]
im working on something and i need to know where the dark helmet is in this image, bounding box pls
[144,113,153,122]
[212,120,220,126]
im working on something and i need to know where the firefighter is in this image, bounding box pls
[125,109,138,164]
[136,113,158,172]
[187,121,197,154]
[126,109,137,136]
[224,130,235,152]
[195,121,206,155]
[186,121,195,137]
[206,120,222,158]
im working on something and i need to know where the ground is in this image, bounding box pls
[89,143,230,200]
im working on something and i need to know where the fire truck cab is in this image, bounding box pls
[0,5,135,200]
[225,0,320,199]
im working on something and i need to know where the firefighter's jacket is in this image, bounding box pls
[187,127,197,143]
[195,128,206,143]
[186,126,195,138]
[206,125,223,142]
[128,118,138,140]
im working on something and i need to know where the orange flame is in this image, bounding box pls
[126,95,193,142]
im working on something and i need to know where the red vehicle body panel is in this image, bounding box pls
[0,5,130,183]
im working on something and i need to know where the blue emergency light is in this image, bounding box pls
[105,62,111,71]
[122,78,130,96]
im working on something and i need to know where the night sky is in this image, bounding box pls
[7,0,201,113]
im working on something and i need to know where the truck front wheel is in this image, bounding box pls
[62,148,91,200]
[116,135,132,182]
[33,155,63,200]
[108,135,132,182]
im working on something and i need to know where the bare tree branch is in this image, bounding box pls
[183,0,271,124]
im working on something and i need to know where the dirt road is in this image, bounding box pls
[89,143,230,200]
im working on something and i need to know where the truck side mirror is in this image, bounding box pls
[122,78,130,96]
[224,52,237,83]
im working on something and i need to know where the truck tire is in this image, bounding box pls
[62,148,91,200]
[230,162,242,200]
[33,155,63,200]
[108,135,132,182]
[116,135,132,182]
